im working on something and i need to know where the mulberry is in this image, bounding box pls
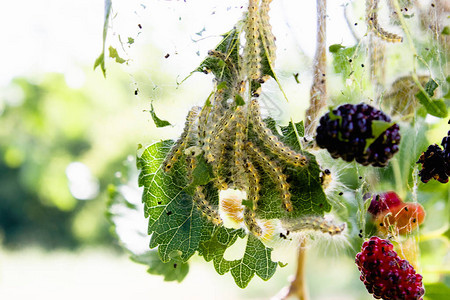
[316,104,401,167]
[417,143,449,184]
[355,236,425,300]
[367,191,402,217]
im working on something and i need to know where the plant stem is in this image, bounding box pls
[305,0,327,137]
[284,239,309,300]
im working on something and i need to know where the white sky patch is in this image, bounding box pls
[66,162,99,200]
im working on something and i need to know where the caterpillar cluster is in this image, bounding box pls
[159,3,335,241]
[163,96,310,236]
[243,0,277,82]
[366,0,403,43]
[249,100,308,167]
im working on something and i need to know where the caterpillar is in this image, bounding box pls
[245,0,262,80]
[232,107,249,190]
[246,141,293,212]
[197,105,211,143]
[201,90,224,147]
[185,153,197,183]
[194,186,223,226]
[249,99,308,167]
[245,158,261,210]
[163,106,200,173]
[366,0,403,43]
[210,145,227,190]
[244,208,263,236]
[207,50,239,79]
[208,109,241,163]
[203,109,234,163]
[282,216,345,235]
[259,0,276,68]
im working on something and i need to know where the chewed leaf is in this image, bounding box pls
[229,235,278,288]
[131,251,189,282]
[137,140,203,262]
[109,46,126,64]
[149,104,171,128]
[199,230,277,288]
[198,227,246,275]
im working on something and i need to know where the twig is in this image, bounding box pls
[284,239,309,300]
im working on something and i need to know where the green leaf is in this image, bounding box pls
[130,251,189,282]
[442,26,450,35]
[280,120,305,151]
[198,227,246,275]
[128,37,135,44]
[93,0,112,77]
[331,46,356,76]
[199,232,277,288]
[108,46,126,64]
[424,78,438,97]
[364,120,395,151]
[189,155,213,187]
[329,44,345,53]
[149,104,171,128]
[93,53,105,77]
[137,141,203,262]
[235,94,245,106]
[229,235,278,288]
[424,282,450,300]
[415,79,448,118]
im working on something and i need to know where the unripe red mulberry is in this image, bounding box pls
[355,236,424,300]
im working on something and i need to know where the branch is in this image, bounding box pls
[283,239,309,300]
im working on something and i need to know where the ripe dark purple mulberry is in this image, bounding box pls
[316,103,401,167]
[417,139,449,184]
[356,236,424,300]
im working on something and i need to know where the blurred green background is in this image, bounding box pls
[0,0,448,299]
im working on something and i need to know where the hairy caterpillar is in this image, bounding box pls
[197,105,211,143]
[282,216,345,235]
[259,0,276,68]
[366,0,403,43]
[244,208,263,236]
[249,100,308,167]
[244,0,262,80]
[203,109,234,162]
[212,145,229,190]
[232,107,249,189]
[163,106,200,173]
[245,159,261,210]
[246,141,293,212]
[208,109,242,164]
[207,50,239,79]
[194,186,223,226]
